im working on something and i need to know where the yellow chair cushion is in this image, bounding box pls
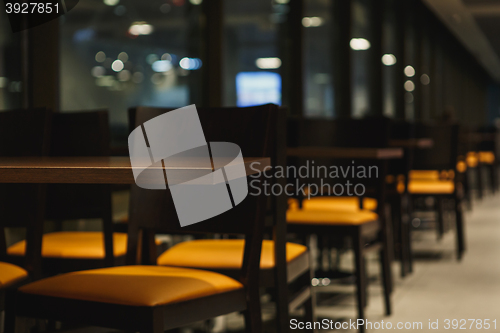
[157,239,307,269]
[467,152,479,168]
[479,151,495,164]
[287,208,378,225]
[19,265,243,307]
[288,197,377,212]
[7,232,128,259]
[409,170,440,180]
[0,262,28,288]
[408,180,454,194]
[456,160,467,173]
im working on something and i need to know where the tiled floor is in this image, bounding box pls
[315,193,500,332]
[6,193,500,332]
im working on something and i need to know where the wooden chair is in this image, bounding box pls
[0,108,52,332]
[387,120,415,277]
[286,117,392,333]
[409,123,465,260]
[13,104,279,332]
[6,110,125,274]
[132,106,313,333]
[477,126,499,194]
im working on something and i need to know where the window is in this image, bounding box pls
[0,10,23,110]
[223,0,280,107]
[60,0,204,144]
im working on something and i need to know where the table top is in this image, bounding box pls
[389,138,434,149]
[0,156,271,184]
[287,147,403,159]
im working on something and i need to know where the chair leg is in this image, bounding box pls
[303,235,316,327]
[380,248,392,316]
[274,273,289,333]
[144,308,164,333]
[395,195,408,278]
[406,194,414,274]
[437,197,445,241]
[352,229,366,333]
[363,258,369,308]
[455,198,466,261]
[489,164,497,193]
[476,166,484,199]
[463,170,472,210]
[243,286,262,333]
[4,289,16,333]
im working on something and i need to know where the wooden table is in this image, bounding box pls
[287,147,403,159]
[0,156,271,184]
[389,138,433,149]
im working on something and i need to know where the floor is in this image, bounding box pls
[314,192,500,332]
[6,192,500,333]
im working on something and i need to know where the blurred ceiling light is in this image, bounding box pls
[256,57,282,69]
[160,3,171,13]
[151,73,164,85]
[111,60,124,72]
[146,54,159,65]
[382,54,397,66]
[189,0,203,4]
[117,70,131,82]
[161,53,172,61]
[404,65,415,77]
[132,72,144,83]
[95,51,106,63]
[302,17,324,27]
[128,22,154,36]
[421,74,430,85]
[180,57,203,70]
[103,0,119,6]
[96,76,115,87]
[405,92,414,103]
[114,5,126,15]
[152,60,173,72]
[275,0,289,3]
[404,80,415,92]
[91,66,106,78]
[350,38,371,50]
[118,52,129,62]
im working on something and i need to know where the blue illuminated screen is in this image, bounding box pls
[236,72,282,107]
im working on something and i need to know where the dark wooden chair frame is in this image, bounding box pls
[129,106,315,333]
[0,108,53,332]
[411,123,466,260]
[13,104,283,333]
[286,117,393,333]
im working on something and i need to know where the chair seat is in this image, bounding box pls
[7,231,128,259]
[0,262,28,288]
[288,197,377,212]
[408,180,454,194]
[467,152,479,168]
[409,170,440,180]
[157,239,307,269]
[479,151,495,164]
[287,209,378,225]
[19,265,243,307]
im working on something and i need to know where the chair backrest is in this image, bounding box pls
[330,116,391,148]
[389,120,416,177]
[44,110,114,267]
[0,108,52,276]
[45,110,111,220]
[413,123,459,171]
[288,117,391,202]
[127,104,285,284]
